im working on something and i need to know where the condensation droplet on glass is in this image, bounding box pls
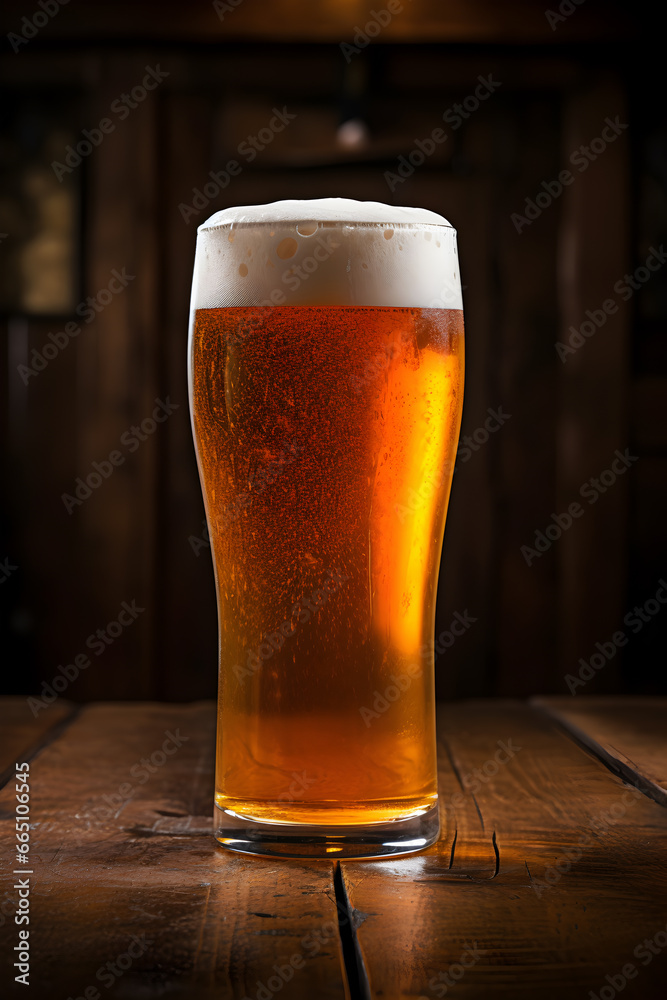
[276,237,298,260]
[296,222,318,237]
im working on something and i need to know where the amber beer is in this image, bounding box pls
[189,200,464,858]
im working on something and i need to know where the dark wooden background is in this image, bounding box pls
[0,0,665,702]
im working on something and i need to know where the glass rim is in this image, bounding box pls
[198,218,456,233]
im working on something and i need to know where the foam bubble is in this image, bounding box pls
[191,198,462,309]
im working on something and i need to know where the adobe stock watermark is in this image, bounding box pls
[385,75,501,193]
[274,232,340,299]
[360,610,477,726]
[213,0,243,21]
[589,919,667,1000]
[64,934,152,999]
[179,107,296,224]
[421,942,486,998]
[233,567,350,681]
[0,890,19,929]
[545,0,586,31]
[395,406,510,523]
[359,662,423,727]
[349,328,412,395]
[27,599,145,716]
[189,437,302,556]
[51,65,169,181]
[520,448,638,567]
[17,268,134,385]
[340,0,410,63]
[277,771,318,805]
[565,578,667,694]
[530,782,643,898]
[447,739,522,809]
[511,115,628,234]
[62,397,179,514]
[7,0,70,54]
[90,729,190,819]
[0,557,18,585]
[422,609,478,659]
[252,230,343,305]
[193,230,340,316]
[348,313,467,394]
[556,245,667,362]
[243,908,353,1000]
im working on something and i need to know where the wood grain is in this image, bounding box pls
[535,695,667,804]
[2,699,667,998]
[342,701,667,999]
[0,702,345,999]
[494,94,562,694]
[77,53,162,701]
[0,697,74,787]
[160,89,219,701]
[556,76,631,687]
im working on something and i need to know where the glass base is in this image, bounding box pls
[214,801,440,859]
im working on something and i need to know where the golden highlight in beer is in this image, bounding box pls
[189,199,464,855]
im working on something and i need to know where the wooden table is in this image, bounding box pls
[1,697,667,999]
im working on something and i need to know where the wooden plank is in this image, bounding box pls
[534,696,667,805]
[340,701,667,999]
[0,701,345,999]
[0,698,74,787]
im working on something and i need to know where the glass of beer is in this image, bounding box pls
[188,199,464,858]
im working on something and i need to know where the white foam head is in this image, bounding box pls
[191,198,462,309]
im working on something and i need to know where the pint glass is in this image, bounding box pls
[188,199,464,858]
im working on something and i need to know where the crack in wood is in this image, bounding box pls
[524,859,534,886]
[441,734,485,831]
[0,703,82,791]
[441,735,467,794]
[334,863,372,1000]
[124,825,211,838]
[448,827,458,869]
[532,701,667,809]
[470,791,485,832]
[491,829,500,878]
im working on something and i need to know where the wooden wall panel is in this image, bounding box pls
[495,96,562,693]
[556,77,630,689]
[160,92,218,700]
[2,42,657,702]
[76,53,161,699]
